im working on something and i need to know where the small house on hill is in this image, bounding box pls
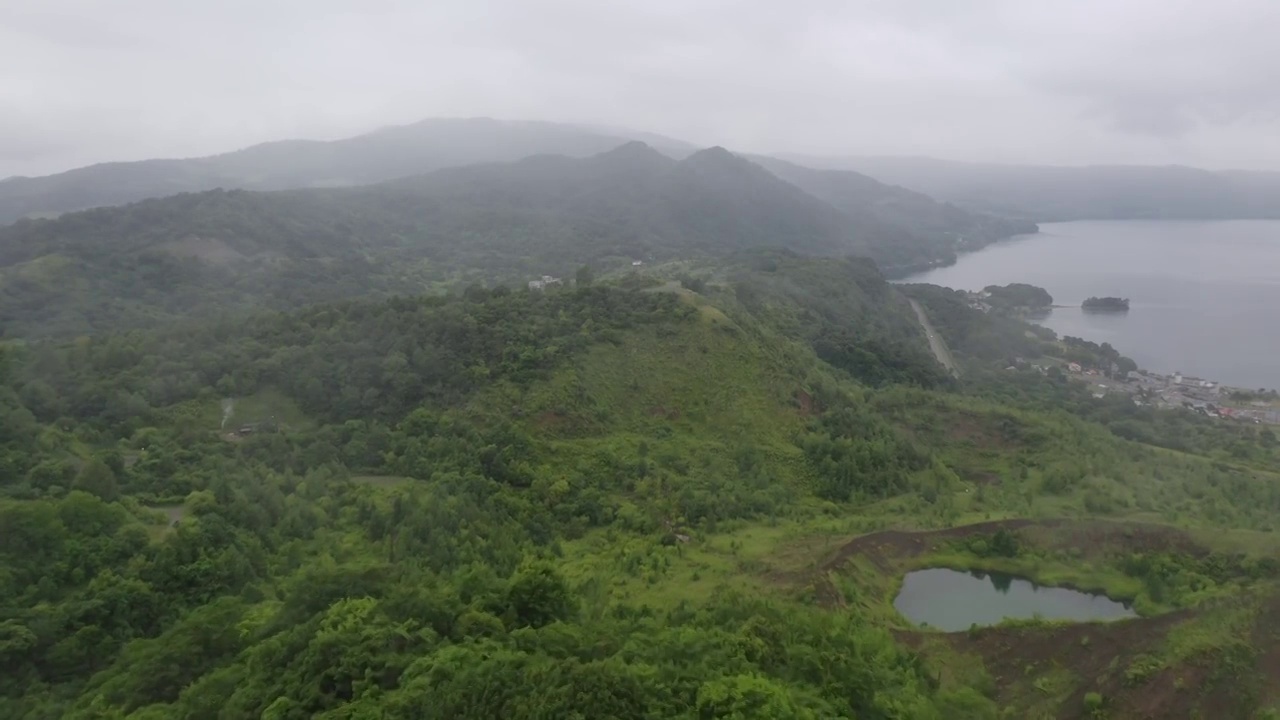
[528,275,563,291]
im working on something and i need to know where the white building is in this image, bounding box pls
[528,274,562,291]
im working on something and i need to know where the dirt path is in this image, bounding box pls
[909,299,959,376]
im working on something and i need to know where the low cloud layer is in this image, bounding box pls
[4,0,1279,177]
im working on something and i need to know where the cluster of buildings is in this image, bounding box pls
[957,288,1278,426]
[1064,364,1280,424]
[527,274,563,291]
[527,260,645,291]
[963,290,993,314]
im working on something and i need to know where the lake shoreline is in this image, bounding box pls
[898,219,1280,390]
[895,566,1138,632]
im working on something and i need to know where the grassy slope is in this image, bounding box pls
[22,267,1280,718]
[441,288,1280,718]
[453,292,813,605]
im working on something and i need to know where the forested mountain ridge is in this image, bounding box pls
[750,156,1037,270]
[0,118,697,224]
[0,143,1030,339]
[9,238,1280,718]
[0,257,972,718]
[787,154,1280,221]
[6,122,1279,720]
[5,252,1280,718]
[11,114,1279,229]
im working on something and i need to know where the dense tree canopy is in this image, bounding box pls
[0,249,1274,718]
[0,145,1031,339]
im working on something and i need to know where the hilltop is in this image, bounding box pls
[4,254,1280,718]
[0,118,697,224]
[750,156,1037,271]
[0,143,1029,338]
[9,116,1280,229]
[5,120,1280,719]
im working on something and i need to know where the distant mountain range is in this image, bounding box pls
[783,155,1280,221]
[0,118,697,224]
[0,141,1031,338]
[6,117,1280,227]
[27,114,1279,339]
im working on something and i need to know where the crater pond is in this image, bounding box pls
[893,568,1137,631]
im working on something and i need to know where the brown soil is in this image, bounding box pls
[941,411,1019,451]
[807,519,1275,719]
[535,410,568,430]
[817,518,1041,580]
[647,406,681,421]
[817,519,1200,581]
[914,610,1214,720]
[795,520,1015,605]
[964,470,1003,485]
[795,390,817,417]
[1021,522,1206,562]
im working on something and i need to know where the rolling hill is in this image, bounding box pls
[750,156,1036,270]
[9,114,1280,230]
[0,118,697,225]
[0,143,1033,339]
[5,249,1280,719]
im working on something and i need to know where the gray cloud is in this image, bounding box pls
[3,0,1280,177]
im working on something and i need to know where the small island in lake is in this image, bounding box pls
[1082,296,1130,312]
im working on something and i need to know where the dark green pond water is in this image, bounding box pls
[893,568,1137,631]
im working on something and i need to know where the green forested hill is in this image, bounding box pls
[0,259,966,718]
[0,144,1029,339]
[751,157,1037,271]
[4,255,1280,718]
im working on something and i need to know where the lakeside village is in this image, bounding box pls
[526,279,1279,426]
[1064,365,1280,425]
[960,289,1280,425]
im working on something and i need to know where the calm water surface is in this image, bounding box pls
[893,568,1136,632]
[904,220,1280,389]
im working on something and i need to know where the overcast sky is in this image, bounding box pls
[3,0,1279,177]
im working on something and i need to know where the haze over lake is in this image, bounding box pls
[904,220,1280,390]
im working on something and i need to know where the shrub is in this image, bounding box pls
[1083,691,1105,716]
[1124,654,1163,686]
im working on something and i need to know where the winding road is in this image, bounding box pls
[908,299,959,376]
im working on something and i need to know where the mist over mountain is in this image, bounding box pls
[11,2,1280,716]
[0,142,1021,338]
[750,156,1035,269]
[786,155,1280,221]
[7,115,1280,229]
[0,118,696,225]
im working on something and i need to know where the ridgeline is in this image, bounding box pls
[2,132,1278,719]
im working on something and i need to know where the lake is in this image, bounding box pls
[903,220,1280,390]
[893,568,1136,631]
